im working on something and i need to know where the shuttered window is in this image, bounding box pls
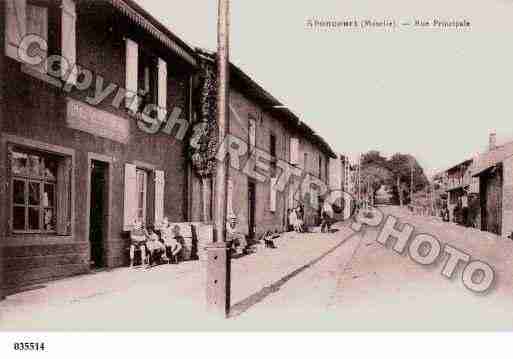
[125,40,167,117]
[26,4,48,73]
[5,0,27,61]
[5,0,76,83]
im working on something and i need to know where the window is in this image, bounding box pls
[26,3,48,74]
[270,134,276,158]
[304,153,308,172]
[136,169,148,224]
[10,147,67,233]
[270,133,277,177]
[138,48,159,113]
[24,1,63,74]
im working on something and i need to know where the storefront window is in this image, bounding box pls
[11,147,61,233]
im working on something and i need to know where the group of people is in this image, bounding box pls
[288,205,305,232]
[129,217,184,267]
[288,201,335,234]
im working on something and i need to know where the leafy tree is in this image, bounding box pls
[386,153,429,205]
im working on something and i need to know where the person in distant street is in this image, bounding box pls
[321,200,334,233]
[296,206,304,232]
[289,207,299,232]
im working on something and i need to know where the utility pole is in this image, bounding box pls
[206,0,231,318]
[358,154,362,209]
[410,165,414,205]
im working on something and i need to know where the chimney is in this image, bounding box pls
[489,131,497,151]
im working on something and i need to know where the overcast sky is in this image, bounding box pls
[135,0,513,177]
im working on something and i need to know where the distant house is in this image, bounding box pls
[432,156,480,226]
[473,133,513,238]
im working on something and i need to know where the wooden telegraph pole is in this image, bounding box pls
[205,0,231,318]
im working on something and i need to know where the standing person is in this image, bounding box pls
[286,209,294,232]
[296,206,304,232]
[289,207,299,232]
[297,204,305,232]
[321,200,334,233]
[461,190,470,227]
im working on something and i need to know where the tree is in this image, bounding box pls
[360,164,392,205]
[386,153,429,206]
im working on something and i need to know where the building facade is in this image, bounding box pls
[1,0,197,291]
[433,157,480,226]
[188,51,336,239]
[473,134,513,238]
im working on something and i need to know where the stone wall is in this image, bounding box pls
[502,156,513,238]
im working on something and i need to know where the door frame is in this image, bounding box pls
[86,153,114,268]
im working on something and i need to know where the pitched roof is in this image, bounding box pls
[473,140,513,177]
[196,49,337,158]
[98,0,197,67]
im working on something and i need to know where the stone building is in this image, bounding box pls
[473,133,513,238]
[1,0,197,291]
[188,50,337,239]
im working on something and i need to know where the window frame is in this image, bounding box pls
[137,46,159,112]
[25,0,62,70]
[11,168,57,234]
[4,134,75,238]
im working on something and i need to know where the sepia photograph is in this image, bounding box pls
[1,0,513,356]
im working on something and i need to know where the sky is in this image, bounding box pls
[135,0,513,177]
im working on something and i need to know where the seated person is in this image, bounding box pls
[161,217,184,263]
[226,216,248,254]
[162,225,184,264]
[145,226,167,265]
[129,219,147,267]
[262,230,277,249]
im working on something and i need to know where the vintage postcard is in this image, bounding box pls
[1,0,512,356]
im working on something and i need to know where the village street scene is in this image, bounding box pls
[1,0,513,333]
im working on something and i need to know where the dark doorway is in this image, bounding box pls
[248,181,256,239]
[89,160,108,269]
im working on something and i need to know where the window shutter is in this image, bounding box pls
[26,5,48,74]
[61,0,76,83]
[125,38,138,111]
[123,163,137,230]
[56,157,71,235]
[249,119,256,149]
[270,177,277,212]
[290,137,299,165]
[157,57,167,121]
[5,0,27,61]
[154,170,165,229]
